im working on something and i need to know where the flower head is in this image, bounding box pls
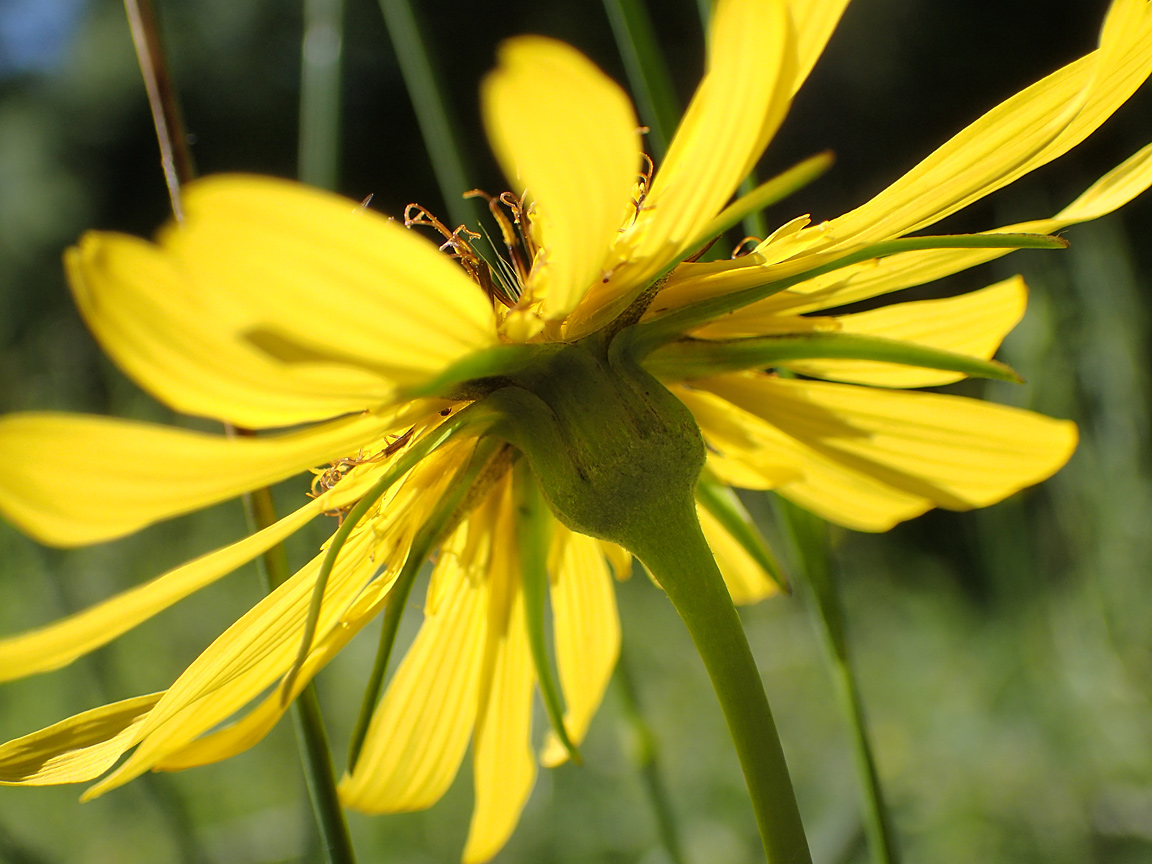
[3,0,1152,860]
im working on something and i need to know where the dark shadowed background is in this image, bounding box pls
[1,1,1151,862]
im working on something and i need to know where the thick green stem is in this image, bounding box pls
[628,504,811,864]
[488,340,811,862]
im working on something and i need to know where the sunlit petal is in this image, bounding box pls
[822,0,1152,247]
[340,546,487,811]
[572,0,794,332]
[464,481,536,864]
[786,0,853,96]
[701,374,1077,528]
[0,694,161,785]
[83,525,381,798]
[166,176,498,385]
[661,74,1152,320]
[156,577,392,770]
[483,37,641,319]
[0,493,329,682]
[540,525,620,768]
[0,408,412,546]
[785,276,1027,387]
[67,233,392,429]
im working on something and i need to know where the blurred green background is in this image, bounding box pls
[2,1,1152,862]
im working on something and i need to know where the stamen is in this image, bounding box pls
[465,189,537,284]
[732,236,763,258]
[405,202,517,308]
[307,427,418,520]
[625,154,656,229]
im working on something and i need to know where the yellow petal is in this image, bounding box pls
[156,575,392,770]
[785,276,1027,387]
[662,78,1152,321]
[540,525,620,768]
[681,384,953,530]
[67,233,392,429]
[786,0,853,97]
[84,523,382,798]
[464,485,536,864]
[573,0,794,331]
[674,385,804,490]
[0,494,328,683]
[482,37,641,320]
[763,140,1152,317]
[697,503,780,605]
[164,175,497,385]
[90,442,470,795]
[0,408,406,546]
[600,541,633,580]
[823,0,1152,247]
[0,694,161,785]
[339,544,487,812]
[701,374,1078,529]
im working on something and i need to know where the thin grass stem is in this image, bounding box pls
[614,649,689,864]
[774,499,900,864]
[123,3,357,860]
[602,0,680,162]
[376,0,477,229]
[123,0,193,220]
[299,0,345,190]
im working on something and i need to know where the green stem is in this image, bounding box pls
[123,3,354,861]
[123,0,194,220]
[602,0,680,163]
[244,487,358,864]
[614,650,689,864]
[377,0,477,229]
[775,500,900,864]
[628,503,811,864]
[299,0,344,190]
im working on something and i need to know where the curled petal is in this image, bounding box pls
[0,694,161,785]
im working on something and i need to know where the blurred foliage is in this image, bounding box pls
[1,0,1151,862]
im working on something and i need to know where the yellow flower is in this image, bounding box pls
[3,0,1152,860]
